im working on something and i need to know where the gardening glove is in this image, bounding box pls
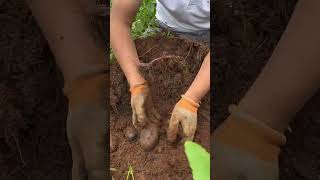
[130,83,161,130]
[167,95,200,142]
[212,105,287,180]
[64,70,107,180]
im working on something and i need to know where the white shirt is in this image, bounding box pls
[156,0,210,33]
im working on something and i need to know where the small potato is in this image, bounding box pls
[110,135,118,153]
[139,125,159,151]
[125,126,138,142]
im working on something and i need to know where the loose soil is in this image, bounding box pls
[0,0,107,179]
[110,35,210,179]
[214,0,320,179]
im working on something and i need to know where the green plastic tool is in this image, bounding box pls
[184,141,210,180]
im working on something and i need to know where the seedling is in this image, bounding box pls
[125,165,135,180]
[184,141,210,180]
[165,31,174,37]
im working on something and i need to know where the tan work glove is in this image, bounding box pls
[64,71,107,180]
[212,105,287,180]
[167,95,200,142]
[130,83,161,129]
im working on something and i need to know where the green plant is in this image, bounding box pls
[184,141,210,180]
[165,30,174,37]
[131,0,157,39]
[125,165,135,180]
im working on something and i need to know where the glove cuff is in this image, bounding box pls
[130,82,148,96]
[214,104,287,163]
[63,67,107,97]
[177,95,200,113]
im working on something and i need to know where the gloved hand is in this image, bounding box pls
[64,71,107,180]
[212,105,287,180]
[167,95,200,142]
[130,83,161,130]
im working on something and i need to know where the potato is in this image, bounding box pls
[125,126,138,142]
[139,125,159,151]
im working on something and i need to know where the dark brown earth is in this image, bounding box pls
[0,0,107,179]
[213,0,320,179]
[110,35,210,179]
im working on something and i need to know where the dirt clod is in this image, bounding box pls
[139,125,159,151]
[110,135,118,153]
[125,126,138,142]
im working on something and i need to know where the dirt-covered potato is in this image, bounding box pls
[139,125,159,151]
[125,126,138,142]
[110,135,118,153]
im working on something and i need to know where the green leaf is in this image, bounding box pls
[184,141,210,180]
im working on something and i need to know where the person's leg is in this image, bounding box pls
[156,19,210,44]
[175,30,210,44]
[238,0,320,132]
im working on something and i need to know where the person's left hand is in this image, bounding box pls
[167,95,200,142]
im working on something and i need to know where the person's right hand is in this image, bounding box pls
[212,105,286,180]
[130,83,161,130]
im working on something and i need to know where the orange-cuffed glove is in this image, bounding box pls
[130,83,161,130]
[64,70,107,180]
[167,95,200,142]
[212,105,287,180]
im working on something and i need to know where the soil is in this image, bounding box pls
[214,0,320,179]
[110,35,210,179]
[0,0,108,179]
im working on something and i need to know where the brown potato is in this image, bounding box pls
[139,125,159,151]
[125,126,138,142]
